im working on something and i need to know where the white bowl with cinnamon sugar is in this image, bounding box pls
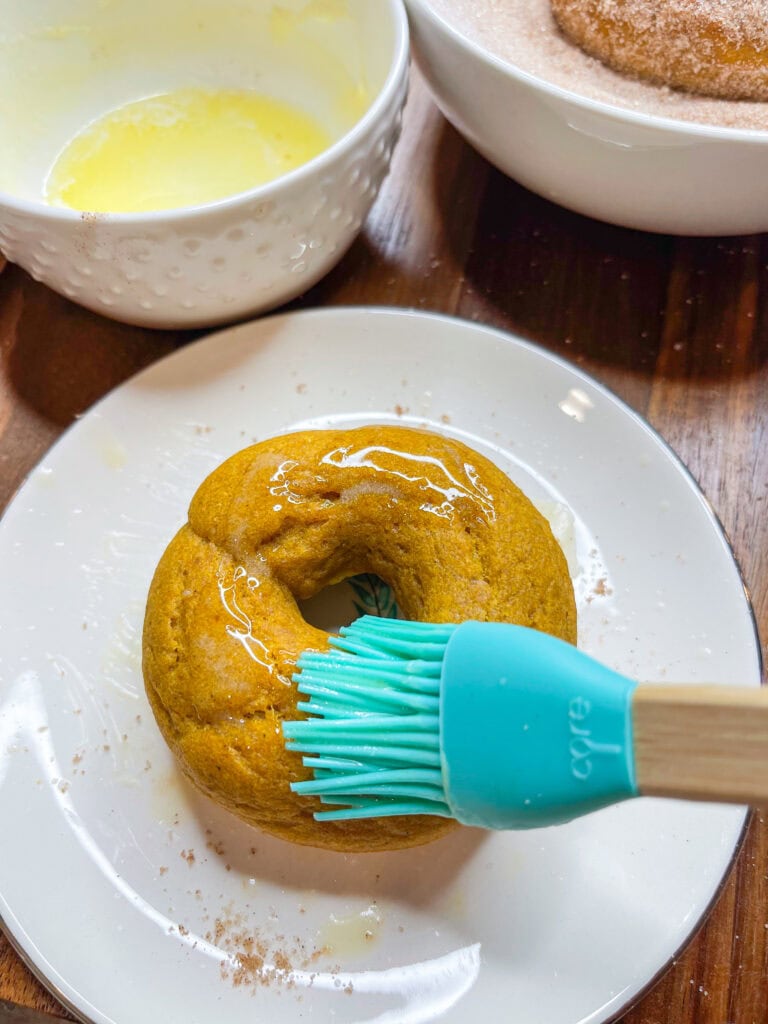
[406,0,768,236]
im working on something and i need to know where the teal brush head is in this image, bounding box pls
[283,616,639,829]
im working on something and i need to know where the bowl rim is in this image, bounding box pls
[0,0,410,224]
[406,0,768,144]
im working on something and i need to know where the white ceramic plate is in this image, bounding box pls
[0,308,759,1024]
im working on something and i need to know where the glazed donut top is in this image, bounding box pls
[550,0,768,101]
[143,426,577,852]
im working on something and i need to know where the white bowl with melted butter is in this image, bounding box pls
[0,0,408,327]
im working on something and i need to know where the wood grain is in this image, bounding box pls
[634,685,768,803]
[1,69,767,1024]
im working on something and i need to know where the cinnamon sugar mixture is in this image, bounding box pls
[208,909,333,992]
[427,0,768,130]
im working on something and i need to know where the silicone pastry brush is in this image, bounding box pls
[283,616,768,828]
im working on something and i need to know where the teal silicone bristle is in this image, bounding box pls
[284,616,457,821]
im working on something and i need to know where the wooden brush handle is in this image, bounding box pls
[633,684,768,804]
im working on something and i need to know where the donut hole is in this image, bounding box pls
[297,572,401,632]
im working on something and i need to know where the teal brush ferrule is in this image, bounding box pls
[440,622,637,828]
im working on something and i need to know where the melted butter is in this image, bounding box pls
[320,444,497,522]
[45,87,331,213]
[269,460,306,506]
[217,565,276,676]
[318,902,384,956]
[214,437,499,668]
[267,1,370,124]
[270,0,351,36]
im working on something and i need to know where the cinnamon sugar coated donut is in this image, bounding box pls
[550,0,768,100]
[426,0,768,130]
[142,426,577,852]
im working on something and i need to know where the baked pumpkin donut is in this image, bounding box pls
[143,425,577,852]
[550,0,768,101]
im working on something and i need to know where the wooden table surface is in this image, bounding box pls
[1,69,767,1024]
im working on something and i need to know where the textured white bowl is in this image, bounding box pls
[0,0,408,328]
[405,0,768,236]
